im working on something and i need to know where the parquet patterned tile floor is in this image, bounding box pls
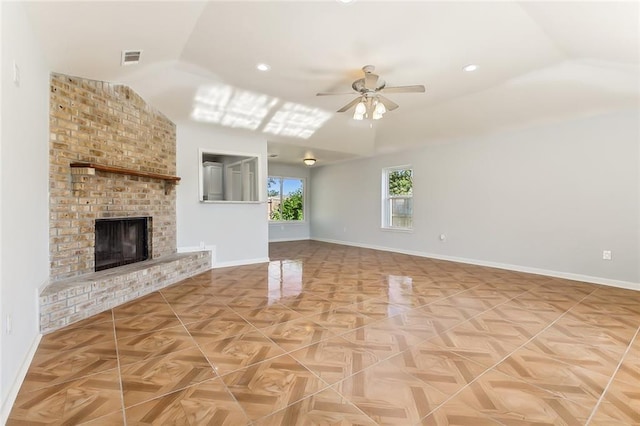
[8,241,640,425]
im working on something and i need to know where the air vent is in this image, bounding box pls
[121,50,142,66]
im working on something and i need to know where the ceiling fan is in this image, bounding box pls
[317,65,425,120]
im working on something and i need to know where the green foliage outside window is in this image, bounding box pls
[268,177,304,221]
[388,169,412,195]
[281,189,304,220]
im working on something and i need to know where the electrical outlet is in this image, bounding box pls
[13,61,20,87]
[602,250,612,260]
[6,314,12,335]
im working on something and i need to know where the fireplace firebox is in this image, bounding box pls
[95,217,150,271]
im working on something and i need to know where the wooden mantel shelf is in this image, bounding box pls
[70,162,181,183]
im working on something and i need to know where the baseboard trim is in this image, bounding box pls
[311,238,640,291]
[269,237,310,243]
[1,333,42,424]
[213,257,271,269]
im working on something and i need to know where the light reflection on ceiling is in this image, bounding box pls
[191,85,278,130]
[263,102,332,139]
[191,84,332,139]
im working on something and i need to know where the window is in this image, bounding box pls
[382,166,413,229]
[268,177,305,221]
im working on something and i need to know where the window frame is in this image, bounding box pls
[268,176,307,223]
[381,165,414,231]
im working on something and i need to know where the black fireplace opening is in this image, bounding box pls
[95,217,150,271]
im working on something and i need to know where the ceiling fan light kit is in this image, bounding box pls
[372,99,386,120]
[353,96,387,120]
[353,100,367,120]
[317,65,425,120]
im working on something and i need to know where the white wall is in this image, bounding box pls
[0,3,3,417]
[267,162,311,242]
[176,122,269,266]
[311,110,640,288]
[0,2,50,421]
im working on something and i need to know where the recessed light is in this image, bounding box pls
[256,63,271,72]
[463,64,478,72]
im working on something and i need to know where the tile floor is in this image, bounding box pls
[7,241,640,425]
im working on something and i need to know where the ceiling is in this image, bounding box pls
[24,1,640,166]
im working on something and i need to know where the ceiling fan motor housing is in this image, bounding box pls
[352,78,386,93]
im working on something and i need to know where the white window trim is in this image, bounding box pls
[381,165,413,231]
[268,176,307,223]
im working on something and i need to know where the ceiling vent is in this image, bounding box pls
[121,50,142,66]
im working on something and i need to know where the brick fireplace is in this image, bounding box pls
[41,73,211,333]
[49,73,177,280]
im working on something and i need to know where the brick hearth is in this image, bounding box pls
[39,251,211,333]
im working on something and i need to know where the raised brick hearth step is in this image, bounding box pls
[39,251,211,333]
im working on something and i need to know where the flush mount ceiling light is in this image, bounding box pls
[463,64,479,72]
[256,63,271,72]
[303,158,317,166]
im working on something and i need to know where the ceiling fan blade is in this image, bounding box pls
[316,91,357,96]
[337,97,363,113]
[381,85,426,93]
[364,72,379,90]
[378,95,399,111]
